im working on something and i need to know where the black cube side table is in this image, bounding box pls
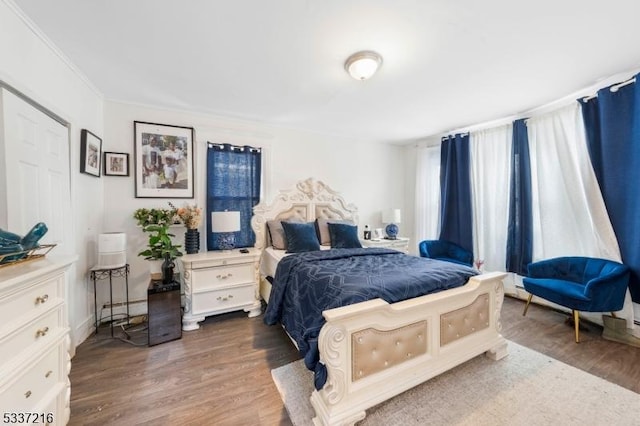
[147,279,182,346]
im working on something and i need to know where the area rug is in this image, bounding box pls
[271,342,640,425]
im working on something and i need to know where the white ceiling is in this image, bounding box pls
[12,0,640,144]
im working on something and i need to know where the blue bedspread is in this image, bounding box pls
[263,248,478,389]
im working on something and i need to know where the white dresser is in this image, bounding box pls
[181,249,261,331]
[0,256,75,425]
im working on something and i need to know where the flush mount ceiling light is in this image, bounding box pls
[344,50,383,81]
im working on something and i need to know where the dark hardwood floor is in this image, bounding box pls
[68,296,640,425]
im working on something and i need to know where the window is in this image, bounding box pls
[206,143,261,250]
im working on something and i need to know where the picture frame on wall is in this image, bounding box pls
[104,152,129,176]
[134,121,194,198]
[80,129,102,177]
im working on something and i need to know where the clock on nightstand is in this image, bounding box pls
[360,237,410,254]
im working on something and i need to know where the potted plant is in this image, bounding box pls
[137,223,183,261]
[133,207,177,229]
[134,207,183,275]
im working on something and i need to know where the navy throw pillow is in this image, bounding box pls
[281,221,321,253]
[328,223,362,249]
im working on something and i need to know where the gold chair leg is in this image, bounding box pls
[522,294,533,316]
[610,312,617,318]
[573,310,580,343]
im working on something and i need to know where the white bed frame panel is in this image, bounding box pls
[251,178,508,426]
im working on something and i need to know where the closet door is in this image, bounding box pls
[0,88,72,255]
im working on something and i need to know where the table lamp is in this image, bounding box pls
[382,208,401,240]
[211,211,241,250]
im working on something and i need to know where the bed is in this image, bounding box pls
[251,178,507,426]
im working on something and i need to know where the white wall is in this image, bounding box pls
[102,100,407,314]
[0,0,105,351]
[2,0,408,348]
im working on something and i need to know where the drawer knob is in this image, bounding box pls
[36,326,50,338]
[25,390,32,399]
[45,370,53,378]
[216,273,233,279]
[35,294,49,305]
[216,295,234,302]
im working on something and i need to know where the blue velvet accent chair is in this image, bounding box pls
[522,256,630,343]
[418,240,473,267]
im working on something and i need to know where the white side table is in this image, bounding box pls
[360,237,410,253]
[180,248,261,331]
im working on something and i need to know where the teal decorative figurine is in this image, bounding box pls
[0,222,48,264]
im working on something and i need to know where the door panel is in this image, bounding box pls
[0,88,71,254]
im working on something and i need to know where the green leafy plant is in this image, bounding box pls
[134,207,183,260]
[133,208,178,228]
[137,224,183,260]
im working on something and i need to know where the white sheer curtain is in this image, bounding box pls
[527,102,635,323]
[414,144,441,244]
[527,102,621,261]
[470,125,512,272]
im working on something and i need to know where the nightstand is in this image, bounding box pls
[360,237,410,253]
[180,248,261,331]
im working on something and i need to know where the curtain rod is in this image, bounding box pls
[415,69,640,148]
[207,142,261,152]
[611,77,636,92]
[441,132,469,140]
[582,77,636,102]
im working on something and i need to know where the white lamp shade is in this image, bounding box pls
[211,211,241,233]
[382,209,402,224]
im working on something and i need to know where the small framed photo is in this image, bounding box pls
[104,152,129,176]
[134,121,194,198]
[80,129,102,177]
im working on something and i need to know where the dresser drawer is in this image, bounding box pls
[191,284,255,315]
[0,308,62,361]
[0,275,61,327]
[191,263,254,290]
[0,343,62,412]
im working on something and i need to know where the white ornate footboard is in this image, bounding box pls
[310,272,508,426]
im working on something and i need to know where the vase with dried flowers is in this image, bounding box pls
[170,202,202,254]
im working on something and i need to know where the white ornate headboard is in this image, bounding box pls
[251,177,359,251]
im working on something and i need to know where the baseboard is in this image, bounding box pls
[71,316,94,355]
[99,299,148,324]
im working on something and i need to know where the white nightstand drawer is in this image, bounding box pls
[191,263,254,290]
[191,284,255,315]
[360,237,410,253]
[181,250,259,269]
[0,276,61,328]
[0,343,62,412]
[0,308,62,360]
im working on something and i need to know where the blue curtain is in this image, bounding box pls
[206,143,261,250]
[505,119,533,275]
[580,75,640,302]
[439,134,473,253]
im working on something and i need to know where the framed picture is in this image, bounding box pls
[134,121,194,198]
[104,152,129,176]
[80,129,102,177]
